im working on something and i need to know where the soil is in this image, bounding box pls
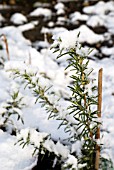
[0,1,113,45]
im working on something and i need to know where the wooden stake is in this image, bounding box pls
[95,68,103,170]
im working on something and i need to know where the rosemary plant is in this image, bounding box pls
[10,69,59,117]
[8,32,102,169]
[51,35,101,169]
[0,91,24,132]
[16,128,79,170]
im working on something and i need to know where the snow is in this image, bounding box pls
[33,2,50,8]
[70,11,89,22]
[52,25,105,50]
[82,1,114,34]
[30,7,52,18]
[64,155,78,170]
[54,141,69,158]
[17,128,73,163]
[57,8,65,15]
[83,1,114,15]
[0,26,31,47]
[0,129,37,170]
[54,3,65,15]
[87,15,105,27]
[21,105,70,141]
[48,21,54,27]
[41,26,67,35]
[71,140,83,156]
[57,16,66,22]
[75,25,104,44]
[17,128,48,148]
[18,22,38,32]
[84,6,114,34]
[33,40,50,50]
[105,13,114,34]
[0,88,9,101]
[0,107,7,114]
[43,140,70,159]
[101,46,114,56]
[0,0,114,169]
[10,13,27,25]
[56,16,68,25]
[54,2,65,10]
[52,29,79,50]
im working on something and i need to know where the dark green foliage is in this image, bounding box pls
[100,157,113,170]
[9,35,105,169]
[11,69,59,118]
[16,129,75,170]
[0,44,3,50]
[51,41,100,169]
[0,91,24,129]
[10,45,100,169]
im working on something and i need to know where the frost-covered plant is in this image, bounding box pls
[99,157,113,170]
[50,31,101,169]
[8,30,102,169]
[16,128,79,170]
[9,67,59,116]
[0,90,24,132]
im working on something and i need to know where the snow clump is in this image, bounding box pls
[54,2,65,15]
[52,30,79,50]
[83,1,114,15]
[30,7,52,18]
[10,13,27,25]
[70,11,89,22]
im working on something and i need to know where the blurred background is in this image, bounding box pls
[0,0,113,59]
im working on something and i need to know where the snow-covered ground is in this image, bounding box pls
[0,130,37,170]
[0,0,114,169]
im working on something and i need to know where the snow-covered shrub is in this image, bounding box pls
[7,30,104,169]
[50,31,101,169]
[0,90,24,133]
[99,157,113,170]
[16,128,79,170]
[8,66,59,117]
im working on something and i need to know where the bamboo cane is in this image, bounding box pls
[95,68,103,170]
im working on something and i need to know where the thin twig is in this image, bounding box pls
[95,68,103,170]
[0,34,10,60]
